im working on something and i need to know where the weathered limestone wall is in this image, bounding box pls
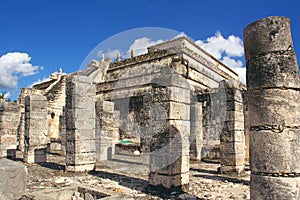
[45,76,66,140]
[95,98,120,162]
[220,80,245,175]
[244,16,300,199]
[45,77,66,154]
[65,75,96,172]
[0,102,20,158]
[24,94,49,163]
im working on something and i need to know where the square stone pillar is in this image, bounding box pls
[220,80,245,175]
[24,94,49,163]
[190,101,203,161]
[65,75,96,172]
[95,98,120,162]
[17,112,25,153]
[148,70,191,191]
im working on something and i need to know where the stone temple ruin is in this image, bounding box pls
[0,16,299,199]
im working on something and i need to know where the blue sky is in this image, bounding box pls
[1,0,299,100]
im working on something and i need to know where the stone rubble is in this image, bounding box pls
[21,153,250,200]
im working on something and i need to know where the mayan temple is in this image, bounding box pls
[0,16,299,200]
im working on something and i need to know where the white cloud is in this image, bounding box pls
[0,52,43,89]
[98,49,121,60]
[173,32,187,39]
[195,32,244,59]
[129,37,164,56]
[195,32,246,84]
[221,56,243,69]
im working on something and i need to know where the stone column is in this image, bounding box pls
[59,107,66,156]
[190,101,203,161]
[220,80,245,175]
[244,16,300,199]
[0,102,20,158]
[17,112,25,153]
[24,94,49,163]
[148,70,190,191]
[65,75,96,172]
[95,98,120,163]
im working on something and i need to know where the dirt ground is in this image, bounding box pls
[18,153,250,200]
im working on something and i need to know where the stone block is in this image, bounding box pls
[220,141,245,155]
[225,110,244,122]
[0,159,27,200]
[66,107,95,119]
[24,147,47,163]
[225,89,243,103]
[25,111,47,119]
[220,153,245,166]
[34,148,47,163]
[66,152,96,165]
[226,101,243,111]
[248,89,300,127]
[167,120,190,137]
[95,138,113,161]
[66,129,95,140]
[66,94,95,109]
[66,118,95,130]
[168,86,190,103]
[66,139,96,154]
[251,175,300,200]
[66,164,95,172]
[220,130,245,143]
[223,121,245,132]
[169,102,190,120]
[148,171,189,188]
[25,94,46,101]
[220,165,245,175]
[151,69,190,90]
[250,128,300,173]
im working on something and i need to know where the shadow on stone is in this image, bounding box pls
[108,158,143,166]
[37,162,65,171]
[190,167,220,175]
[89,170,199,199]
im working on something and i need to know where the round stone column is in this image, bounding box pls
[244,16,300,199]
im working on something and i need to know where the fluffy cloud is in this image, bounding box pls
[0,52,43,89]
[195,32,246,84]
[98,49,121,60]
[195,32,244,59]
[129,37,164,56]
[173,32,187,39]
